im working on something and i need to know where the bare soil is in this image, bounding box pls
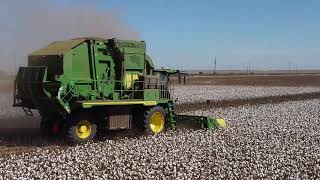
[0,82,13,93]
[171,74,320,86]
[176,91,320,113]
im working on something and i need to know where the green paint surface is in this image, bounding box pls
[18,38,173,115]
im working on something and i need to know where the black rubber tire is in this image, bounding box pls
[40,116,62,137]
[67,111,97,144]
[144,106,167,135]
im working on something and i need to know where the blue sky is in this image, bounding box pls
[2,0,320,71]
[92,0,320,70]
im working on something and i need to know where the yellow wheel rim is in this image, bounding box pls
[76,120,92,139]
[216,118,226,128]
[150,112,165,133]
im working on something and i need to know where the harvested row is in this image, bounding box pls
[174,85,320,104]
[0,99,319,179]
[176,91,320,113]
[170,74,320,86]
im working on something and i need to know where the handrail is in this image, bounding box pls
[61,79,175,101]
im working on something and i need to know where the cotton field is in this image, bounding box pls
[1,84,320,179]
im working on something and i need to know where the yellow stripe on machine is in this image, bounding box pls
[125,74,139,89]
[82,100,157,108]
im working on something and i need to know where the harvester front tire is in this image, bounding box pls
[144,106,167,135]
[67,112,97,144]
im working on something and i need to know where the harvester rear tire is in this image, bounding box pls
[40,120,51,137]
[67,112,97,144]
[144,106,167,135]
[40,117,62,137]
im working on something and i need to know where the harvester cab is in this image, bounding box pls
[13,38,225,143]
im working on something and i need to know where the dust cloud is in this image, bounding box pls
[0,0,140,73]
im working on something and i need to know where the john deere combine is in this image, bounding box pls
[13,38,225,143]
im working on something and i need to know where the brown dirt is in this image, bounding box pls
[0,82,13,93]
[176,91,320,113]
[171,74,320,86]
[0,74,14,93]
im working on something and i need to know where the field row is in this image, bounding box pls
[174,85,320,104]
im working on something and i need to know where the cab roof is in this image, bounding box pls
[30,37,107,56]
[29,37,146,56]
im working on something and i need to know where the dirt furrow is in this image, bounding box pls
[176,91,320,113]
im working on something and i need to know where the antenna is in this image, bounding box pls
[288,61,291,73]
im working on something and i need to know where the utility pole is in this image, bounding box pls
[213,56,217,76]
[247,61,251,75]
[246,64,248,75]
[288,61,291,73]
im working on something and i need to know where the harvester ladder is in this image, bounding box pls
[16,99,33,116]
[61,85,78,103]
[22,106,33,116]
[168,103,176,130]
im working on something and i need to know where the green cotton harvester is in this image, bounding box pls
[13,38,225,143]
